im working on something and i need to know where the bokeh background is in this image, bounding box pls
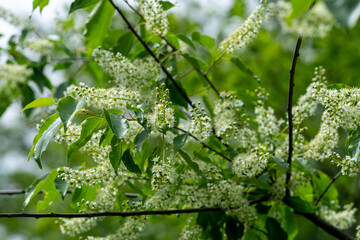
[0,0,360,239]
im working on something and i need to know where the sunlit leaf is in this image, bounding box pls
[22,97,56,112]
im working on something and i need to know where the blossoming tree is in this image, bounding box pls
[0,0,360,239]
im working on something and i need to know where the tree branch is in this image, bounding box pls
[0,197,264,219]
[121,0,221,98]
[0,190,139,199]
[108,0,194,108]
[314,171,342,206]
[174,126,232,162]
[294,210,354,240]
[285,36,302,197]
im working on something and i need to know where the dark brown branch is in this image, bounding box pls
[314,171,342,206]
[174,126,232,162]
[294,210,354,240]
[285,36,302,197]
[108,0,194,108]
[0,190,139,199]
[0,197,264,219]
[122,0,221,98]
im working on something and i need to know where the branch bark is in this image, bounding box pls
[285,36,302,197]
[0,197,264,219]
[294,210,354,240]
[108,0,194,108]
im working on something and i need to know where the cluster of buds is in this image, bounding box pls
[189,102,212,141]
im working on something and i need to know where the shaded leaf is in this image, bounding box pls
[54,176,69,200]
[104,109,129,139]
[110,136,123,175]
[231,57,260,83]
[285,196,317,213]
[266,217,287,240]
[67,117,106,159]
[178,149,205,178]
[56,96,85,131]
[173,133,188,153]
[135,130,149,152]
[71,185,97,210]
[122,149,141,174]
[225,217,244,240]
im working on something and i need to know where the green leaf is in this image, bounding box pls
[278,205,298,240]
[346,126,360,165]
[69,0,100,14]
[71,185,97,210]
[28,113,62,169]
[110,136,123,175]
[56,96,85,131]
[99,128,114,147]
[191,31,215,50]
[23,169,59,209]
[288,0,313,22]
[312,170,338,206]
[54,176,69,200]
[178,149,206,178]
[22,97,56,112]
[202,95,214,118]
[173,133,188,153]
[33,0,50,13]
[160,1,175,11]
[271,156,289,172]
[165,33,180,49]
[225,217,244,240]
[135,130,149,152]
[231,57,260,83]
[173,105,187,120]
[84,0,115,53]
[285,196,316,213]
[104,109,129,139]
[266,217,287,240]
[177,34,196,50]
[327,83,350,90]
[113,32,134,57]
[193,152,212,164]
[122,149,141,174]
[165,78,189,108]
[67,117,107,159]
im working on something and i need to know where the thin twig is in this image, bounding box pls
[285,36,302,197]
[174,126,232,162]
[314,171,342,206]
[121,0,221,98]
[108,0,194,108]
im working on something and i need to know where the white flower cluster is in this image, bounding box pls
[179,217,203,240]
[0,64,33,87]
[92,48,160,90]
[357,225,360,240]
[149,84,175,132]
[0,7,28,27]
[151,156,177,190]
[331,154,360,177]
[24,38,54,56]
[189,102,212,141]
[304,67,360,164]
[136,0,169,36]
[255,105,282,145]
[270,1,334,38]
[207,180,257,223]
[233,146,269,178]
[220,1,267,54]
[65,82,141,110]
[59,185,118,236]
[318,203,357,230]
